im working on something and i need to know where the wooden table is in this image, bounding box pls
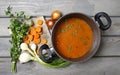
[0,0,120,75]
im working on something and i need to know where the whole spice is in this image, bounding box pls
[5,6,31,72]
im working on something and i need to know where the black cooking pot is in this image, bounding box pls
[39,12,112,63]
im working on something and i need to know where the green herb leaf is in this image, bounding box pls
[84,40,88,45]
[24,15,31,19]
[61,28,65,32]
[67,45,72,52]
[5,6,31,73]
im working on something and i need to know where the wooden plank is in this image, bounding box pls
[96,37,120,56]
[1,37,120,57]
[1,57,120,75]
[0,38,11,57]
[0,1,120,75]
[0,17,120,36]
[101,17,120,35]
[0,0,94,16]
[0,18,10,36]
[89,0,120,16]
[0,0,120,16]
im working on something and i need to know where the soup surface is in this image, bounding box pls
[54,18,93,59]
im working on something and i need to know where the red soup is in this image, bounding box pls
[54,18,93,59]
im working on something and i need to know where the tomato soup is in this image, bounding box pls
[54,18,93,59]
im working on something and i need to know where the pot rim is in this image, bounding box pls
[51,12,101,63]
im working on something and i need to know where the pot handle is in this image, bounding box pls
[39,44,53,63]
[94,12,112,30]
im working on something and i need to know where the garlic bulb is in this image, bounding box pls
[19,51,34,64]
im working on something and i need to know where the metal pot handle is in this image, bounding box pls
[39,44,53,63]
[94,12,112,30]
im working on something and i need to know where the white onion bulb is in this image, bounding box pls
[19,51,34,64]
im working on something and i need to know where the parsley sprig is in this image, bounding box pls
[5,6,31,73]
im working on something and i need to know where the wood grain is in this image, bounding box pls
[0,0,120,74]
[0,38,10,57]
[1,57,120,75]
[0,0,94,16]
[89,0,120,16]
[0,0,120,16]
[96,37,120,56]
[0,37,120,57]
[0,17,120,36]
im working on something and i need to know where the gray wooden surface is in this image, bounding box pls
[0,0,120,75]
